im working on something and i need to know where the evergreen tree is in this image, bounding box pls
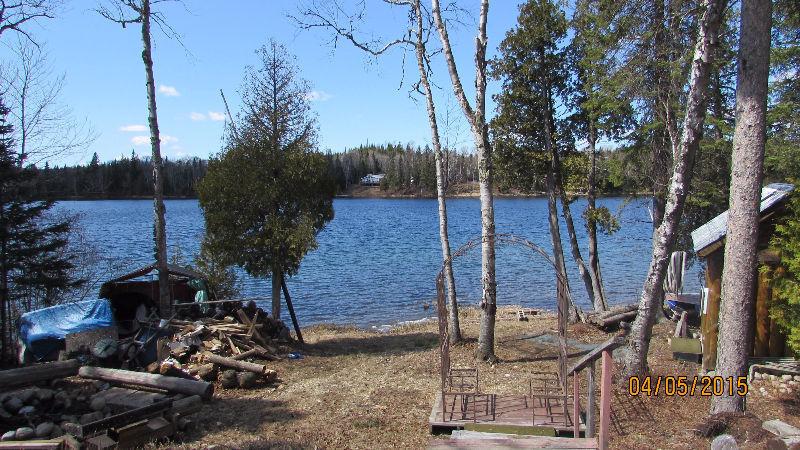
[0,98,81,362]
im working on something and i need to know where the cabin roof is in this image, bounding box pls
[691,183,795,257]
[98,263,206,298]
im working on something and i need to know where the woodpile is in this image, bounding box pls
[586,304,638,329]
[162,307,285,389]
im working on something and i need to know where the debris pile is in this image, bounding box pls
[586,303,638,329]
[160,307,289,389]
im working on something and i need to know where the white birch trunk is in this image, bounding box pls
[711,0,771,414]
[622,0,725,377]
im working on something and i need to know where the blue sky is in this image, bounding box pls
[0,1,526,165]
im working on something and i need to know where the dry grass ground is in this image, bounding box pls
[163,307,799,449]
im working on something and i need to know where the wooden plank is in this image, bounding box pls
[82,399,173,436]
[573,374,581,438]
[0,440,64,449]
[701,250,723,371]
[428,436,598,449]
[598,350,612,450]
[754,267,772,356]
[587,361,596,438]
[669,337,702,355]
[674,312,688,338]
[568,337,625,375]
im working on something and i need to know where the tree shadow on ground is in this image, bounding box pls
[179,397,304,446]
[300,332,439,357]
[610,389,654,436]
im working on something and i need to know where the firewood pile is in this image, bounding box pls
[586,303,638,330]
[157,308,288,389]
[0,361,208,449]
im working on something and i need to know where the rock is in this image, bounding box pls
[782,375,794,381]
[220,370,238,389]
[60,415,77,424]
[780,388,789,394]
[197,363,218,382]
[18,405,36,416]
[237,371,258,388]
[4,396,23,413]
[766,435,800,450]
[763,419,800,438]
[49,425,64,439]
[0,406,10,419]
[1,431,15,441]
[61,422,81,436]
[15,427,34,440]
[35,422,55,438]
[89,397,106,412]
[794,375,800,382]
[17,389,35,404]
[36,389,54,402]
[54,391,72,410]
[79,411,104,425]
[711,434,739,450]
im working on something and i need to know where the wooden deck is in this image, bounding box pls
[429,394,584,434]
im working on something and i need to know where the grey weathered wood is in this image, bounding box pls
[203,353,276,378]
[763,419,800,438]
[587,361,596,438]
[78,366,213,399]
[568,337,624,375]
[0,360,79,390]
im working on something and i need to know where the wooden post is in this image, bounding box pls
[599,350,612,450]
[573,373,581,438]
[78,366,213,399]
[769,266,787,357]
[754,266,772,356]
[281,278,304,344]
[0,360,79,389]
[587,361,596,438]
[701,250,723,371]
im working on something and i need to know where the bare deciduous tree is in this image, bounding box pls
[431,0,498,361]
[294,0,464,342]
[97,0,184,317]
[1,39,96,167]
[623,0,726,377]
[0,0,59,44]
[711,0,771,414]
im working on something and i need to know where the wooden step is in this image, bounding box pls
[429,432,599,449]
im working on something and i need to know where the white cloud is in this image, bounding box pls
[304,90,332,102]
[119,124,147,132]
[131,134,178,146]
[190,112,206,121]
[158,85,180,97]
[208,111,225,121]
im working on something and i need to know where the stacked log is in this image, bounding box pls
[586,304,638,329]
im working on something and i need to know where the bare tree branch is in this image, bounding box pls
[0,0,61,46]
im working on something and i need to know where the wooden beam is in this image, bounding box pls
[573,374,580,438]
[0,360,79,391]
[587,361,596,438]
[78,367,213,399]
[598,350,612,450]
[568,337,625,375]
[701,250,723,371]
[281,278,304,344]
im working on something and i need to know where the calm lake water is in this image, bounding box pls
[55,197,700,328]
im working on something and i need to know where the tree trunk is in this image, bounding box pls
[711,0,771,414]
[622,0,725,378]
[650,0,670,232]
[432,0,497,361]
[271,268,281,320]
[140,0,170,317]
[413,0,461,343]
[586,127,608,311]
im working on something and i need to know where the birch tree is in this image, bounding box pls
[97,0,179,316]
[711,0,771,414]
[622,0,726,377]
[431,0,499,361]
[294,0,464,342]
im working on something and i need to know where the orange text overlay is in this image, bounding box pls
[628,376,748,397]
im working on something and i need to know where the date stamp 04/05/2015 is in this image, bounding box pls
[628,376,749,397]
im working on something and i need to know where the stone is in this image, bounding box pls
[36,389,55,402]
[3,396,23,413]
[794,375,800,382]
[35,422,55,438]
[782,375,794,381]
[61,422,81,437]
[54,391,72,410]
[79,411,104,425]
[60,415,77,424]
[14,427,34,440]
[780,388,789,394]
[18,405,36,415]
[49,425,64,439]
[17,389,35,404]
[766,435,800,450]
[0,431,15,441]
[763,419,800,438]
[89,396,106,412]
[711,434,739,450]
[237,371,258,389]
[220,370,238,389]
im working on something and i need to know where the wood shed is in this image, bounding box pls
[691,183,796,371]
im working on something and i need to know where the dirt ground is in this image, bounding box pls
[162,307,799,449]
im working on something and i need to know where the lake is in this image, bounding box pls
[54,197,701,328]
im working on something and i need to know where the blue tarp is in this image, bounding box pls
[19,299,115,361]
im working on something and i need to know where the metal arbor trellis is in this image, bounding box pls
[435,233,575,396]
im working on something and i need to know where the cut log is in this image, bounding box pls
[79,367,214,399]
[0,360,80,390]
[202,353,276,379]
